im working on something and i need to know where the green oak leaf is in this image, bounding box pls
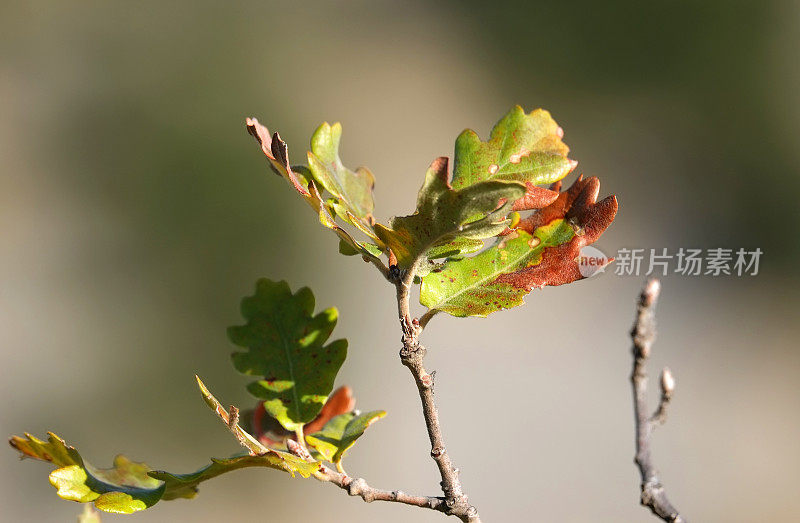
[451,105,575,194]
[10,432,318,514]
[374,157,526,268]
[307,122,377,235]
[420,221,575,317]
[306,410,386,465]
[229,279,347,433]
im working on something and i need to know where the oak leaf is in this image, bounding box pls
[306,410,386,466]
[452,105,576,211]
[374,157,526,268]
[229,279,347,432]
[249,385,356,447]
[247,119,383,260]
[9,432,317,515]
[420,176,617,317]
[307,122,378,238]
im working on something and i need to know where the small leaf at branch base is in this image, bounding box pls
[306,410,386,465]
[248,385,356,448]
[229,279,347,433]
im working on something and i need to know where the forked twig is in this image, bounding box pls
[630,279,688,522]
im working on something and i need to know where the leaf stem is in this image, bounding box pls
[195,375,268,455]
[285,435,460,517]
[418,309,438,331]
[364,253,391,281]
[294,427,307,451]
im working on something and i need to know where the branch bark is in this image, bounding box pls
[268,256,480,522]
[630,278,688,522]
[286,432,459,517]
[321,465,452,514]
[392,260,481,523]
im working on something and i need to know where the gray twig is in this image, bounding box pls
[323,467,452,514]
[393,259,480,523]
[283,433,454,516]
[267,253,479,522]
[630,279,688,522]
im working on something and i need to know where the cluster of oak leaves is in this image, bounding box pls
[10,107,617,515]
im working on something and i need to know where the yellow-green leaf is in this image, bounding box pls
[246,121,385,262]
[10,433,163,514]
[307,122,376,232]
[9,432,318,514]
[306,410,386,465]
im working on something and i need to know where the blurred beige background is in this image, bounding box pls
[2,1,799,521]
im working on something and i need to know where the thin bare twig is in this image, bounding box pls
[283,426,458,517]
[321,466,453,514]
[630,279,687,522]
[392,259,480,523]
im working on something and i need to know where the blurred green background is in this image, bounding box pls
[2,1,798,521]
